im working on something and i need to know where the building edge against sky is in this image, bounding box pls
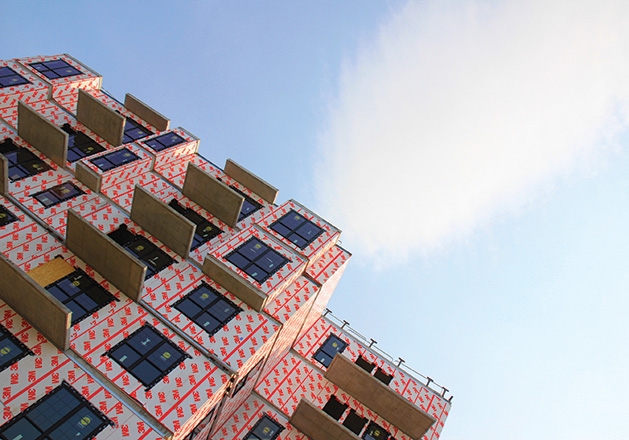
[0,54,451,440]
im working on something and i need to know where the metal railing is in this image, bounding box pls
[323,308,453,402]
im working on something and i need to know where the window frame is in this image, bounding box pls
[231,186,262,222]
[322,395,348,421]
[0,66,30,88]
[122,117,153,144]
[373,367,393,386]
[0,138,51,181]
[172,282,241,338]
[0,205,18,227]
[61,124,105,162]
[243,414,284,440]
[168,199,222,250]
[105,323,191,390]
[362,421,391,440]
[89,147,141,172]
[355,355,376,374]
[224,237,289,284]
[269,210,325,249]
[313,334,348,368]
[143,131,186,152]
[0,324,33,373]
[32,181,85,208]
[342,409,368,436]
[45,267,118,326]
[0,381,114,440]
[107,224,175,280]
[30,59,83,80]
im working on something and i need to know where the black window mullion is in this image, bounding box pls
[33,394,93,439]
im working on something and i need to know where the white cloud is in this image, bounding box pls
[315,0,629,266]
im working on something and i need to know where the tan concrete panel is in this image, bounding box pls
[0,254,71,351]
[124,93,170,132]
[75,161,102,193]
[65,210,146,302]
[289,399,359,440]
[0,154,7,196]
[17,102,68,166]
[224,159,278,204]
[130,185,195,258]
[202,254,266,312]
[182,163,244,228]
[27,257,75,287]
[324,355,435,440]
[76,89,124,146]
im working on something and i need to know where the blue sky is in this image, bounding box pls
[5,1,629,438]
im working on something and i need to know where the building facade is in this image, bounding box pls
[0,54,452,440]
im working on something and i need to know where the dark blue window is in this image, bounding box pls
[225,237,289,283]
[0,67,29,88]
[144,132,186,152]
[32,182,84,208]
[45,267,117,325]
[106,324,190,390]
[61,124,105,162]
[123,118,153,144]
[313,334,347,367]
[0,205,18,227]
[173,282,240,337]
[0,324,33,372]
[0,381,113,439]
[168,199,222,250]
[90,148,140,172]
[30,59,82,79]
[0,138,51,181]
[108,224,174,279]
[243,415,284,440]
[270,210,324,249]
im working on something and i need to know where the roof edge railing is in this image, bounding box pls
[323,308,453,402]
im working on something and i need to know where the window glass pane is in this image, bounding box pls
[313,334,347,368]
[244,415,284,440]
[0,205,18,227]
[45,268,116,325]
[173,283,241,337]
[270,210,324,249]
[225,237,289,284]
[106,324,190,389]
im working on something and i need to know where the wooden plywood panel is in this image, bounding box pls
[65,210,146,302]
[202,254,266,312]
[182,163,244,228]
[76,89,124,147]
[75,161,102,193]
[130,185,195,258]
[17,102,68,166]
[324,355,435,440]
[27,257,75,287]
[124,93,169,132]
[0,254,71,351]
[289,399,359,440]
[224,159,278,204]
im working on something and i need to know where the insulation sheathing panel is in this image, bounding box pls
[144,263,278,369]
[0,60,49,115]
[70,300,230,437]
[0,300,163,439]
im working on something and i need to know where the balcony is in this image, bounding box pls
[289,399,359,440]
[324,354,435,440]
